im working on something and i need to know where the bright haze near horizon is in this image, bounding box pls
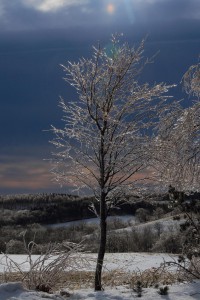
[0,0,200,195]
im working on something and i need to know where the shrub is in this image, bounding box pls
[153,222,164,237]
[107,217,128,230]
[152,232,182,253]
[158,286,169,295]
[153,207,164,220]
[130,266,177,290]
[107,226,157,253]
[133,280,143,297]
[135,208,150,223]
[0,238,6,253]
[6,240,24,254]
[2,235,88,292]
[173,215,181,221]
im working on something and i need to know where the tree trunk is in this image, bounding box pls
[94,192,107,291]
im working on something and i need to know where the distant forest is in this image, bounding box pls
[0,193,167,226]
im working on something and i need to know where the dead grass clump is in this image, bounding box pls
[0,271,95,291]
[129,266,183,289]
[102,270,130,287]
[57,271,94,290]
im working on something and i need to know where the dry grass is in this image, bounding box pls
[130,267,181,289]
[0,271,93,291]
[0,266,186,292]
[0,270,129,291]
[1,254,198,293]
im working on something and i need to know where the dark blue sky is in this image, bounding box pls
[0,0,200,194]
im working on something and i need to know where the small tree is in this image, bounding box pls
[50,35,174,290]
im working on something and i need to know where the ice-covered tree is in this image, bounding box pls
[152,61,200,193]
[152,61,200,275]
[183,61,200,99]
[50,35,174,290]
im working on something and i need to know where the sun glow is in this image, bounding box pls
[106,3,115,14]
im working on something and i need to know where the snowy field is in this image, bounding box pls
[0,215,189,299]
[0,252,177,273]
[0,252,200,299]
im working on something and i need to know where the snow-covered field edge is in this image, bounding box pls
[0,252,200,299]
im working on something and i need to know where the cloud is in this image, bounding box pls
[0,153,54,192]
[22,0,89,13]
[0,0,199,33]
[0,0,92,31]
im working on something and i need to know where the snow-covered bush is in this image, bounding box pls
[2,237,89,292]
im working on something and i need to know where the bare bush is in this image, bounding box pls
[129,264,183,289]
[152,232,182,254]
[106,226,158,253]
[2,234,89,292]
[153,222,164,237]
[107,217,128,230]
[135,208,150,223]
[6,240,25,254]
[153,207,165,220]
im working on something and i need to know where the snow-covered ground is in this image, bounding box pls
[1,279,200,299]
[0,252,199,299]
[0,282,63,300]
[68,281,200,300]
[0,216,196,299]
[116,215,183,234]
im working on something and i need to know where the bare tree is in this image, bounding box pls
[50,35,174,291]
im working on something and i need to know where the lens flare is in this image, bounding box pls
[124,0,135,24]
[106,3,115,14]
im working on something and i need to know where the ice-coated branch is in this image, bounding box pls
[151,60,200,192]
